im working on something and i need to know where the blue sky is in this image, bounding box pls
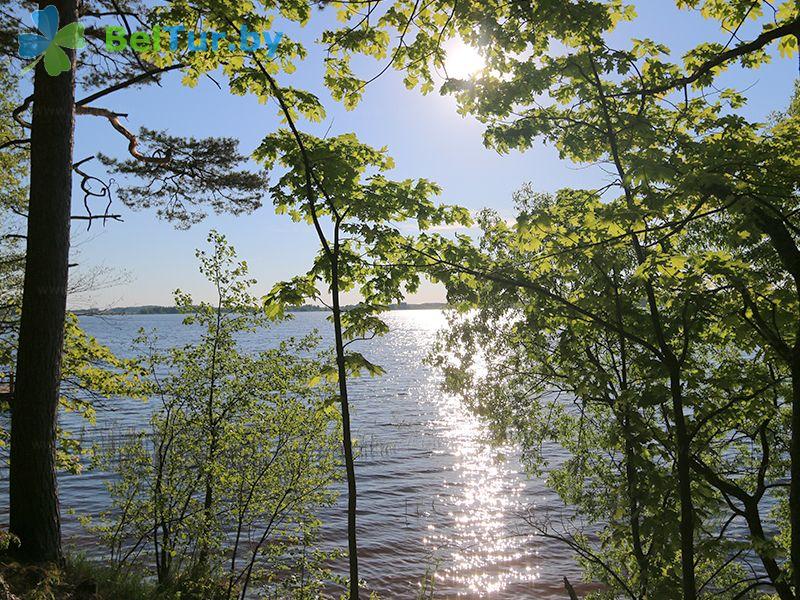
[64,2,798,308]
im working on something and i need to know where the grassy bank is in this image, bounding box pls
[0,555,157,600]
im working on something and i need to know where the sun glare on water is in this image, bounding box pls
[404,319,541,597]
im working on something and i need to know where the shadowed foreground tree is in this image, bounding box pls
[426,181,795,598]
[10,0,80,562]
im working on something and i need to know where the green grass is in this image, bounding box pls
[0,553,157,600]
[65,554,158,599]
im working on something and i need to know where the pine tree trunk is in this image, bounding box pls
[9,0,76,563]
[791,354,800,593]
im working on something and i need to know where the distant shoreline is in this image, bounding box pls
[72,302,448,316]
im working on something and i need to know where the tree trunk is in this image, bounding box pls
[612,269,648,594]
[669,369,696,600]
[331,254,359,600]
[791,354,800,593]
[743,500,795,600]
[9,0,76,565]
[749,206,800,589]
[197,302,222,570]
[623,418,648,593]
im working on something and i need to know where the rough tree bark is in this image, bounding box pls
[9,0,77,563]
[749,205,800,589]
[791,354,800,594]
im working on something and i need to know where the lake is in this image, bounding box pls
[2,310,584,598]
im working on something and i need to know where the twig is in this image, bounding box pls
[564,577,580,600]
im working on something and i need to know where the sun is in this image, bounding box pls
[443,39,485,79]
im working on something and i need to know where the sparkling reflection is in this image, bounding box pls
[425,392,541,596]
[400,309,541,596]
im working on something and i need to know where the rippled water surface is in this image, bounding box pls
[2,310,585,598]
